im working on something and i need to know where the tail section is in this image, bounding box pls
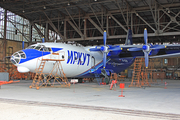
[125,29,133,45]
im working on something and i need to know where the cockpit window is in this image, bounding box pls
[10,50,26,64]
[26,45,51,52]
[14,53,20,57]
[20,54,26,58]
[34,46,41,50]
[26,46,35,49]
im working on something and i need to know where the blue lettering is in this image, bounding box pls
[87,54,90,66]
[78,52,82,65]
[67,50,90,66]
[73,51,78,64]
[67,50,73,64]
[82,53,86,65]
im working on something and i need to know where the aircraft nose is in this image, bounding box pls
[10,51,26,65]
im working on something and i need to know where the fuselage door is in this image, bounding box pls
[91,56,95,68]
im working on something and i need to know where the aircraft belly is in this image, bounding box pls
[61,62,90,77]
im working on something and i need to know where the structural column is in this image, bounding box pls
[45,21,49,41]
[29,22,32,45]
[84,18,86,39]
[3,9,7,59]
[64,20,66,40]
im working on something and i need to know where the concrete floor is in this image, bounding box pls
[0,79,180,119]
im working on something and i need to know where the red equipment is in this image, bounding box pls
[110,80,117,90]
[118,83,125,97]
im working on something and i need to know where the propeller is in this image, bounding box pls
[128,28,166,68]
[89,30,122,68]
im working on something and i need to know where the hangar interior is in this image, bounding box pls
[0,0,180,80]
[1,1,180,119]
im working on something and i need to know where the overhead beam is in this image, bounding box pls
[89,5,104,30]
[134,11,156,32]
[43,11,65,41]
[88,17,104,35]
[67,20,83,37]
[65,8,80,32]
[114,0,128,26]
[31,22,44,38]
[65,31,180,41]
[109,14,128,33]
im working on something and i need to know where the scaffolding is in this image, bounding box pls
[129,58,143,87]
[29,52,71,90]
[148,59,157,83]
[129,58,157,88]
[140,59,150,87]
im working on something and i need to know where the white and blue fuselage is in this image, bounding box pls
[10,42,134,78]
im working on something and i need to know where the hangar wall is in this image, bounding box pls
[0,38,28,62]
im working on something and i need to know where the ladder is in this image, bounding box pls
[30,60,47,89]
[129,58,143,87]
[30,52,70,90]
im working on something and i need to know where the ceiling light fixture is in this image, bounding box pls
[68,2,70,6]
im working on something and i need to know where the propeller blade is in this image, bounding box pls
[108,46,122,51]
[103,52,107,68]
[128,47,142,51]
[150,45,166,50]
[144,28,148,45]
[22,40,24,49]
[89,48,101,51]
[42,37,45,43]
[144,52,149,68]
[103,30,106,46]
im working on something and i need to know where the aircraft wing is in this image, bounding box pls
[120,44,180,58]
[150,52,180,58]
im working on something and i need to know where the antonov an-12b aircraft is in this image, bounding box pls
[10,28,180,81]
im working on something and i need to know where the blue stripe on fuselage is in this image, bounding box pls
[19,48,62,64]
[19,49,50,64]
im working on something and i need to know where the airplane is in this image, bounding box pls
[10,28,180,83]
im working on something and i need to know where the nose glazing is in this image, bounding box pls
[10,51,26,65]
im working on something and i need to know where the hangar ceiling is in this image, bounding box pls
[0,0,180,46]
